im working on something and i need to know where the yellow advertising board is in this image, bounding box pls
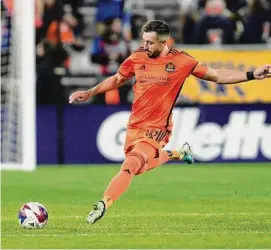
[180,49,271,103]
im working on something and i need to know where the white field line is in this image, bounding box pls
[2,212,271,220]
[49,212,271,218]
[2,231,270,237]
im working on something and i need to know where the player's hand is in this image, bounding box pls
[253,65,271,80]
[69,90,90,103]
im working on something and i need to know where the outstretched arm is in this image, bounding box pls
[69,73,129,103]
[192,64,271,84]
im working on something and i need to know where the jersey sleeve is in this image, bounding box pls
[178,51,208,78]
[179,51,208,78]
[191,62,208,78]
[118,56,134,78]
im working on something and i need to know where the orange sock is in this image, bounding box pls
[102,195,114,209]
[167,149,182,160]
[103,155,142,205]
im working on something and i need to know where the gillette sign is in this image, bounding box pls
[97,106,271,162]
[167,108,271,162]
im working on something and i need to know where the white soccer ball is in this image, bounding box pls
[18,202,48,229]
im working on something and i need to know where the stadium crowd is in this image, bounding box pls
[1,0,271,105]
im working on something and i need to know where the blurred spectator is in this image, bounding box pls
[91,18,130,72]
[36,41,68,105]
[179,0,269,44]
[35,0,88,104]
[36,0,63,44]
[239,0,271,43]
[179,0,202,44]
[36,0,84,47]
[95,0,124,22]
[63,0,84,38]
[224,0,247,13]
[194,0,236,44]
[95,0,132,41]
[36,0,70,105]
[90,18,131,104]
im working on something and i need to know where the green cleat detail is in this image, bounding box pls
[86,200,106,224]
[180,142,194,164]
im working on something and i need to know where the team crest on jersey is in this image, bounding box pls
[165,62,175,72]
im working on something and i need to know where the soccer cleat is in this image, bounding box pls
[86,200,106,224]
[180,142,194,164]
[167,142,194,164]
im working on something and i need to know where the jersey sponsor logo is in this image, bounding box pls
[165,62,175,72]
[97,108,271,162]
[137,74,171,85]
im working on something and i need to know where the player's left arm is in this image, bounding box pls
[192,63,271,84]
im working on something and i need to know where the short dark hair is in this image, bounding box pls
[142,20,170,42]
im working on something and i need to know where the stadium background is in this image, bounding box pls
[1,0,271,249]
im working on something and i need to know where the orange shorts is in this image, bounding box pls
[124,127,172,156]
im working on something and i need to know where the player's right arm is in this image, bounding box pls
[69,73,129,103]
[69,56,134,103]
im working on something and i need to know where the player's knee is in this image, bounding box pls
[121,149,148,175]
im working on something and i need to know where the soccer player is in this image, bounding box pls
[69,20,271,224]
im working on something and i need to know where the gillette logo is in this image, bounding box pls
[97,108,271,162]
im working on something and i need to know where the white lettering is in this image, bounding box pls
[193,123,223,161]
[223,112,247,159]
[97,111,129,161]
[97,108,271,162]
[261,125,271,159]
[241,111,266,159]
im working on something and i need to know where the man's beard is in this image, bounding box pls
[146,49,161,58]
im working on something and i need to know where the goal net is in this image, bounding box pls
[1,0,36,171]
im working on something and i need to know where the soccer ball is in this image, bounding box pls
[18,202,48,229]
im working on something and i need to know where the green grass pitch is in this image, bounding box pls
[1,163,271,249]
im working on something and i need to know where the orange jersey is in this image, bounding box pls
[118,47,208,130]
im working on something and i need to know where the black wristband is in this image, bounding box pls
[246,71,255,81]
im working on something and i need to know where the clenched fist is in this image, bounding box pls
[253,64,271,80]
